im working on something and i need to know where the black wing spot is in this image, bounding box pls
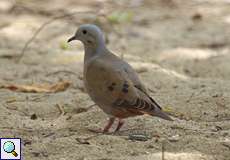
[122,88,128,93]
[123,83,129,88]
[124,68,129,73]
[122,81,129,93]
[108,82,117,91]
[108,86,114,91]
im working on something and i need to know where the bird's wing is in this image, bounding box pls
[89,56,172,121]
[119,59,164,109]
[103,52,148,92]
[111,70,172,120]
[122,62,149,94]
[105,52,164,111]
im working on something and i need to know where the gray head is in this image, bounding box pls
[68,24,106,49]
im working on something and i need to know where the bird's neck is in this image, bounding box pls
[84,42,107,63]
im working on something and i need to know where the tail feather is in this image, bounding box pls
[151,107,173,121]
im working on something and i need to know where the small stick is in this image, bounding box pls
[16,10,101,63]
[186,92,195,103]
[186,89,204,103]
[46,70,78,77]
[56,104,66,116]
[162,141,165,160]
[76,134,102,145]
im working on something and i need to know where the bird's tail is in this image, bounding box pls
[150,106,173,121]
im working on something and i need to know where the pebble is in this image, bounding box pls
[128,133,151,141]
[30,113,38,120]
[168,134,180,142]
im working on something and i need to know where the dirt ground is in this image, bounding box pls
[0,0,230,159]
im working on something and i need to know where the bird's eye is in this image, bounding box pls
[82,30,87,34]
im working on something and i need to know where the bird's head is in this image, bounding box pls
[67,24,105,48]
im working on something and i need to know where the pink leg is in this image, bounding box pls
[114,119,125,132]
[89,117,115,133]
[103,117,115,133]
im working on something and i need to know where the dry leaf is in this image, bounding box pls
[0,81,71,93]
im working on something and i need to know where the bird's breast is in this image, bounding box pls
[83,64,114,106]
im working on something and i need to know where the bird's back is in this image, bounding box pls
[84,51,147,98]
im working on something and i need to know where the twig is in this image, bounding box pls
[186,92,195,103]
[46,70,78,77]
[162,141,165,160]
[76,138,90,145]
[16,10,101,63]
[74,104,96,114]
[3,103,30,116]
[55,104,66,116]
[76,134,102,145]
[186,89,204,103]
[43,132,55,138]
[30,94,49,102]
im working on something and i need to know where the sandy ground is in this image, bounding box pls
[0,0,230,159]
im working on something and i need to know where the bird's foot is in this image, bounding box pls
[87,118,125,135]
[87,128,112,134]
[88,117,116,134]
[114,119,125,132]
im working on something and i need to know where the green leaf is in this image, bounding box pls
[107,11,134,24]
[60,41,69,50]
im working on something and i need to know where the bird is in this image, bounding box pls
[68,24,173,133]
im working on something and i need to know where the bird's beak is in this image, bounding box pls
[67,35,77,43]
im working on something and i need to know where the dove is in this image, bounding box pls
[68,24,172,133]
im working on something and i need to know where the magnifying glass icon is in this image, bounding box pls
[3,141,18,157]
